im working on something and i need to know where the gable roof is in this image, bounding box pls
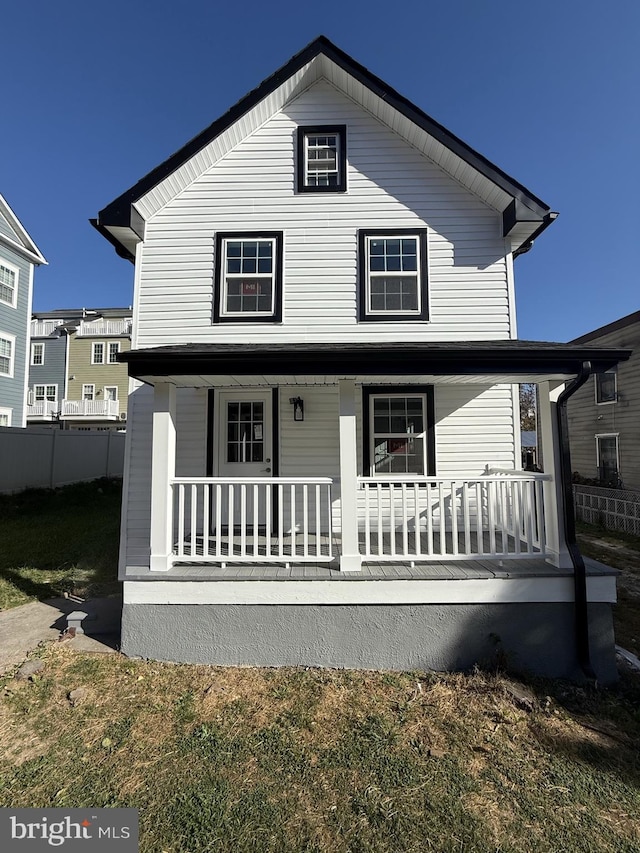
[0,194,47,266]
[570,309,640,344]
[93,35,556,262]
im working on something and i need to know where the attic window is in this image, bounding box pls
[297,126,346,193]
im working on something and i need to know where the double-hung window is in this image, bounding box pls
[0,333,15,377]
[363,386,435,477]
[34,384,57,402]
[214,232,283,322]
[595,369,617,404]
[358,229,429,321]
[0,408,11,427]
[83,384,95,401]
[108,342,120,363]
[92,342,105,364]
[31,342,45,365]
[297,126,346,193]
[0,262,18,308]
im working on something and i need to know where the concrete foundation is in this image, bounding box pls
[121,601,618,685]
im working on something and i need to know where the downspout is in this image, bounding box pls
[555,361,595,682]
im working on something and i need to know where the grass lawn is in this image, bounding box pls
[0,479,122,610]
[1,647,639,852]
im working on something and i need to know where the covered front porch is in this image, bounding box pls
[116,340,631,576]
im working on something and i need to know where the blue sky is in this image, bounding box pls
[2,0,637,340]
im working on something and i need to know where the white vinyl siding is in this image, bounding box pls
[136,80,509,347]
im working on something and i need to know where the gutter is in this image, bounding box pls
[555,361,596,683]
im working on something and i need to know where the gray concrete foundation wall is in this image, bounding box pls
[121,601,618,685]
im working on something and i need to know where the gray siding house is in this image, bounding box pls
[93,36,630,683]
[0,195,47,427]
[568,310,640,491]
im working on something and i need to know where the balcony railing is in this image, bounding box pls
[30,320,63,337]
[61,400,120,418]
[77,319,132,336]
[26,400,59,419]
[358,473,550,561]
[172,477,334,564]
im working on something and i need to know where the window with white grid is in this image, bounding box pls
[0,408,11,427]
[34,384,57,402]
[92,342,105,364]
[0,334,14,376]
[108,342,120,363]
[297,126,346,193]
[83,384,95,400]
[214,233,283,322]
[0,263,17,307]
[358,229,429,321]
[31,342,45,365]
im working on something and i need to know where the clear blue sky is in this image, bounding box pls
[2,0,637,340]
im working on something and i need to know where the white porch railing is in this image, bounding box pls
[172,477,334,563]
[77,319,132,336]
[358,473,550,561]
[26,400,58,418]
[62,399,119,418]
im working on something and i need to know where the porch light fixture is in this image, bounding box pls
[289,396,304,421]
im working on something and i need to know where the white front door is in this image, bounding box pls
[216,390,273,528]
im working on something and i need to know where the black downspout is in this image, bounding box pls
[555,361,596,682]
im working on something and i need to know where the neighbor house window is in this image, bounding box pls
[31,342,45,365]
[362,386,435,477]
[596,434,619,485]
[0,334,15,376]
[108,341,120,363]
[358,229,429,321]
[595,369,617,404]
[104,386,118,401]
[34,384,57,402]
[91,342,105,364]
[297,126,347,193]
[0,407,11,427]
[214,232,283,322]
[0,262,17,307]
[82,384,95,400]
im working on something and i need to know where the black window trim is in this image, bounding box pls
[358,228,429,322]
[296,125,347,194]
[213,231,284,324]
[362,385,436,477]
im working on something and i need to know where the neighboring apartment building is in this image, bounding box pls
[0,195,47,427]
[568,310,640,491]
[27,308,132,429]
[93,36,629,683]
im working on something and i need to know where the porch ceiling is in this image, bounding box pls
[119,341,631,388]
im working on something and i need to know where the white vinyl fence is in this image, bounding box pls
[0,427,125,494]
[573,484,640,537]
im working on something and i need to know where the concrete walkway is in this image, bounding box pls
[0,596,121,674]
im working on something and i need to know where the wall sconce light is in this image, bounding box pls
[289,396,304,421]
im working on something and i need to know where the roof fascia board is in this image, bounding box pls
[120,345,630,379]
[96,35,552,242]
[0,194,47,264]
[0,232,47,266]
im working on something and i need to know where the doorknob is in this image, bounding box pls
[262,467,271,473]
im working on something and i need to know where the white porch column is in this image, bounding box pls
[538,380,571,568]
[150,382,176,571]
[338,379,362,571]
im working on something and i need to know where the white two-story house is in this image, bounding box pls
[93,37,629,683]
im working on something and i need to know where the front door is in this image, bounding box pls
[216,390,273,529]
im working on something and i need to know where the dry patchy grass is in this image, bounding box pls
[1,646,639,852]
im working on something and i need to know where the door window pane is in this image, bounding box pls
[227,401,264,463]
